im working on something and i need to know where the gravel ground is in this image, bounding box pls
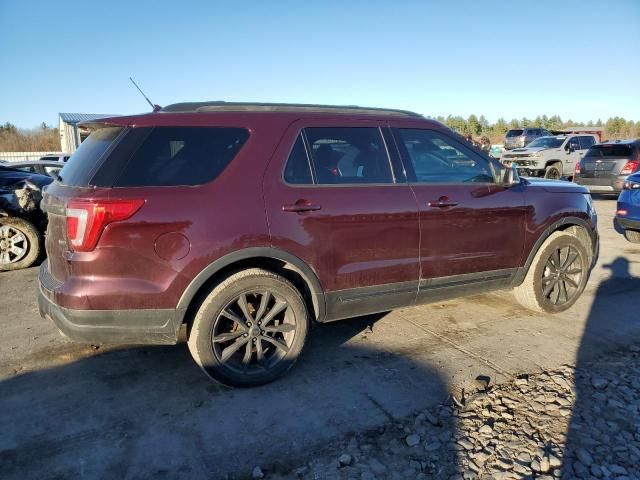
[251,345,640,480]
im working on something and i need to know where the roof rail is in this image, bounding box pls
[160,101,423,118]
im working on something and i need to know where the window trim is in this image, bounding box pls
[391,127,502,186]
[281,126,400,188]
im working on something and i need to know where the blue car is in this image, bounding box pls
[616,172,640,243]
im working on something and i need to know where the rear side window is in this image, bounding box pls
[304,127,393,184]
[59,127,124,186]
[284,134,313,184]
[506,129,523,137]
[586,144,633,158]
[578,136,596,150]
[114,127,248,187]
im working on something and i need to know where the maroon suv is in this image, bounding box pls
[38,102,598,386]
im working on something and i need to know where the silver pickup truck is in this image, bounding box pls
[501,134,598,179]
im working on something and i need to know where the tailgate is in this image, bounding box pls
[581,158,628,178]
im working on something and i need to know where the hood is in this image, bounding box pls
[0,165,53,216]
[507,147,546,154]
[525,178,588,194]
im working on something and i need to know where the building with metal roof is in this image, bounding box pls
[58,113,117,152]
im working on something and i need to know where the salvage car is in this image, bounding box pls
[38,102,598,387]
[502,135,597,180]
[0,164,52,270]
[8,160,63,178]
[574,140,640,194]
[616,172,640,243]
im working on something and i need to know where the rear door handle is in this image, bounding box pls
[427,199,459,208]
[282,201,322,213]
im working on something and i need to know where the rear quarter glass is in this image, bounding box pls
[58,127,124,186]
[92,126,250,187]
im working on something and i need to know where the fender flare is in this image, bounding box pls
[175,247,326,323]
[513,216,598,286]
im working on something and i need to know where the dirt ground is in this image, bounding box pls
[1,197,639,479]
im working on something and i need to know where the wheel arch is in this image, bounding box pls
[176,248,326,327]
[513,216,598,286]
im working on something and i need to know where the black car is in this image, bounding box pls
[0,165,53,270]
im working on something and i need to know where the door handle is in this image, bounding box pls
[427,199,458,208]
[282,201,322,213]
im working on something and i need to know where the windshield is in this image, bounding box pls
[528,137,564,149]
[506,130,523,137]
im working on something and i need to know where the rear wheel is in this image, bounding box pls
[187,268,309,387]
[0,217,41,271]
[513,232,589,313]
[544,163,562,180]
[624,229,640,243]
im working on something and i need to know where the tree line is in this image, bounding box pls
[0,122,60,152]
[431,115,640,144]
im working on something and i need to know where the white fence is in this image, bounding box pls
[0,151,65,162]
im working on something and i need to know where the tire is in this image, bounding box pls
[187,268,309,387]
[0,217,42,271]
[544,163,562,180]
[513,231,590,314]
[624,229,640,243]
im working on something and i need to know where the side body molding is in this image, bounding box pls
[175,247,326,324]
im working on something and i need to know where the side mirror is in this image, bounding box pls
[503,164,521,186]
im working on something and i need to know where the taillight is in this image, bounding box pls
[621,161,639,175]
[623,179,640,190]
[575,162,582,175]
[66,199,144,252]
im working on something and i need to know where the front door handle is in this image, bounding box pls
[282,201,322,213]
[427,198,459,208]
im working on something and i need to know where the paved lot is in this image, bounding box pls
[0,197,639,479]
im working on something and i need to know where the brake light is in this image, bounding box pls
[621,161,639,175]
[575,162,582,175]
[66,199,144,252]
[617,209,628,216]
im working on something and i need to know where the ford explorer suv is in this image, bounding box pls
[502,135,597,180]
[574,139,640,194]
[504,128,551,150]
[38,102,598,387]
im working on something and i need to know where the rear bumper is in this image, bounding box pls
[38,264,180,345]
[574,176,626,193]
[617,217,640,231]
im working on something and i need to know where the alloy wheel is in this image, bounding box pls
[0,225,29,265]
[541,245,584,306]
[211,291,297,374]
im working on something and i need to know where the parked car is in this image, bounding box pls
[39,154,71,163]
[38,102,598,387]
[8,160,64,178]
[504,128,552,150]
[574,140,640,194]
[616,172,640,243]
[1,164,53,270]
[502,135,597,180]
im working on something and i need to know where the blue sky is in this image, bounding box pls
[1,0,639,128]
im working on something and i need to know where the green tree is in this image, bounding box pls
[467,114,481,136]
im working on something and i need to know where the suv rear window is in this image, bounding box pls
[506,129,523,137]
[58,127,124,186]
[113,127,248,187]
[586,144,633,158]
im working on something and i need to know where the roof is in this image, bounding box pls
[8,160,64,166]
[597,139,640,145]
[59,113,118,124]
[160,101,423,118]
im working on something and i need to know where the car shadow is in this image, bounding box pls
[561,257,640,478]
[0,313,460,480]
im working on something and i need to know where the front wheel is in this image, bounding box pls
[513,231,590,314]
[624,229,640,243]
[544,163,562,180]
[0,217,42,271]
[187,268,309,387]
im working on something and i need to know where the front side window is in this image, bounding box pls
[567,137,581,151]
[398,129,497,184]
[304,127,393,184]
[528,137,564,149]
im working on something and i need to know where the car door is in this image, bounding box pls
[390,125,527,302]
[263,119,420,321]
